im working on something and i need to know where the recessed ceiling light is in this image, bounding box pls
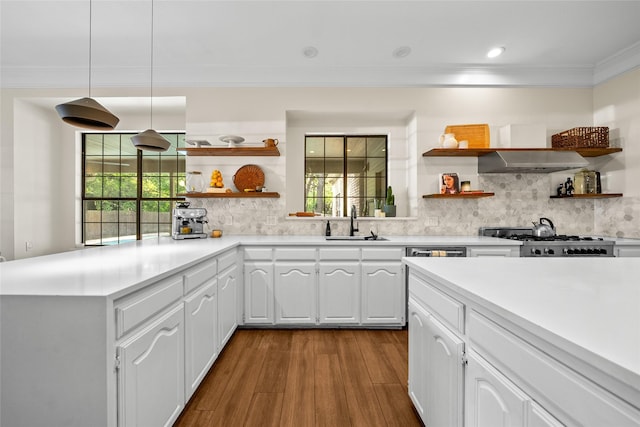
[487,47,506,58]
[392,46,412,59]
[302,46,319,59]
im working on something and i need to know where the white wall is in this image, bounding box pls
[1,76,638,258]
[593,68,640,238]
[0,90,185,260]
[12,99,76,258]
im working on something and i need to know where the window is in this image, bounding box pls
[305,135,387,217]
[82,133,186,245]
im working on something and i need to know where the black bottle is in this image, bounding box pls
[325,220,331,236]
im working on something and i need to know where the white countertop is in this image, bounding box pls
[0,237,241,298]
[606,237,640,246]
[0,235,516,297]
[404,257,640,390]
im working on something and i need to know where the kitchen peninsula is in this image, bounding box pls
[405,257,640,427]
[0,234,517,427]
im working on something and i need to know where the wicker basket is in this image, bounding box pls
[551,127,609,148]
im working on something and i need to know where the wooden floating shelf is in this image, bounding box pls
[178,192,280,198]
[183,146,280,156]
[550,193,623,199]
[422,147,622,158]
[423,192,495,199]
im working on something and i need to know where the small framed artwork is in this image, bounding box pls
[440,172,460,194]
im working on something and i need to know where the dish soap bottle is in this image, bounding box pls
[325,220,331,237]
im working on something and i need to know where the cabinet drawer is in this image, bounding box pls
[274,247,316,261]
[408,271,464,333]
[468,310,640,426]
[362,247,403,260]
[218,249,237,272]
[184,258,217,294]
[115,275,183,338]
[244,247,272,261]
[319,247,360,260]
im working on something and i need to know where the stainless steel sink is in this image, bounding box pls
[325,236,388,241]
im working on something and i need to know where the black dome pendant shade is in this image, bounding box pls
[55,0,120,130]
[55,97,120,130]
[131,129,170,152]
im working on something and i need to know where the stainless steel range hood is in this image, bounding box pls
[478,150,588,173]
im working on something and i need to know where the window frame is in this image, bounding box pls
[81,132,186,246]
[304,134,388,217]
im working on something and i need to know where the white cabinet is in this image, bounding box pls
[243,245,404,327]
[218,263,238,348]
[465,350,528,427]
[244,261,274,324]
[408,299,429,421]
[425,314,464,427]
[468,246,519,257]
[117,304,185,427]
[318,247,361,324]
[243,247,274,325]
[361,262,403,324]
[318,262,361,323]
[408,266,640,427]
[408,296,464,427]
[361,247,404,325]
[274,262,317,324]
[465,350,562,427]
[184,280,218,400]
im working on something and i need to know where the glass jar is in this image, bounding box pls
[186,171,204,193]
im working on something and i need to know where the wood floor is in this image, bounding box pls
[174,328,422,427]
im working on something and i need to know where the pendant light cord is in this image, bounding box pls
[149,0,154,128]
[88,0,92,98]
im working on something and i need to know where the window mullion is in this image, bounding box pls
[343,136,348,217]
[136,150,143,240]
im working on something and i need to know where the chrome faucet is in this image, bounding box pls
[350,205,359,236]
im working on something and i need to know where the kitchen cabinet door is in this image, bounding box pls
[318,262,360,324]
[361,262,403,325]
[218,264,238,348]
[274,262,317,324]
[117,304,185,427]
[529,402,564,427]
[425,312,464,427]
[408,299,429,423]
[184,280,217,400]
[244,262,274,324]
[465,349,528,427]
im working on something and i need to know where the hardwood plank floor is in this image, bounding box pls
[174,329,422,427]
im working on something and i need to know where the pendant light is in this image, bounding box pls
[55,0,119,130]
[131,0,170,152]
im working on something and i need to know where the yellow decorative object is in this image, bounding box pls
[210,169,224,188]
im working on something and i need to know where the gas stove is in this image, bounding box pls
[480,227,614,257]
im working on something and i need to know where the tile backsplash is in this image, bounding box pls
[186,173,639,238]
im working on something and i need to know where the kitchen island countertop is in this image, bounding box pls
[0,235,518,297]
[403,256,640,406]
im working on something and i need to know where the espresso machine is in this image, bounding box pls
[172,202,208,239]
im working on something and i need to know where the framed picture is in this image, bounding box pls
[440,172,460,194]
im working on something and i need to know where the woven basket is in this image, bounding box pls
[551,127,609,148]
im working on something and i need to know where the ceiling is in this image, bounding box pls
[2,0,640,89]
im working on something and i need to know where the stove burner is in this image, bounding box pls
[506,234,605,242]
[479,226,614,257]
